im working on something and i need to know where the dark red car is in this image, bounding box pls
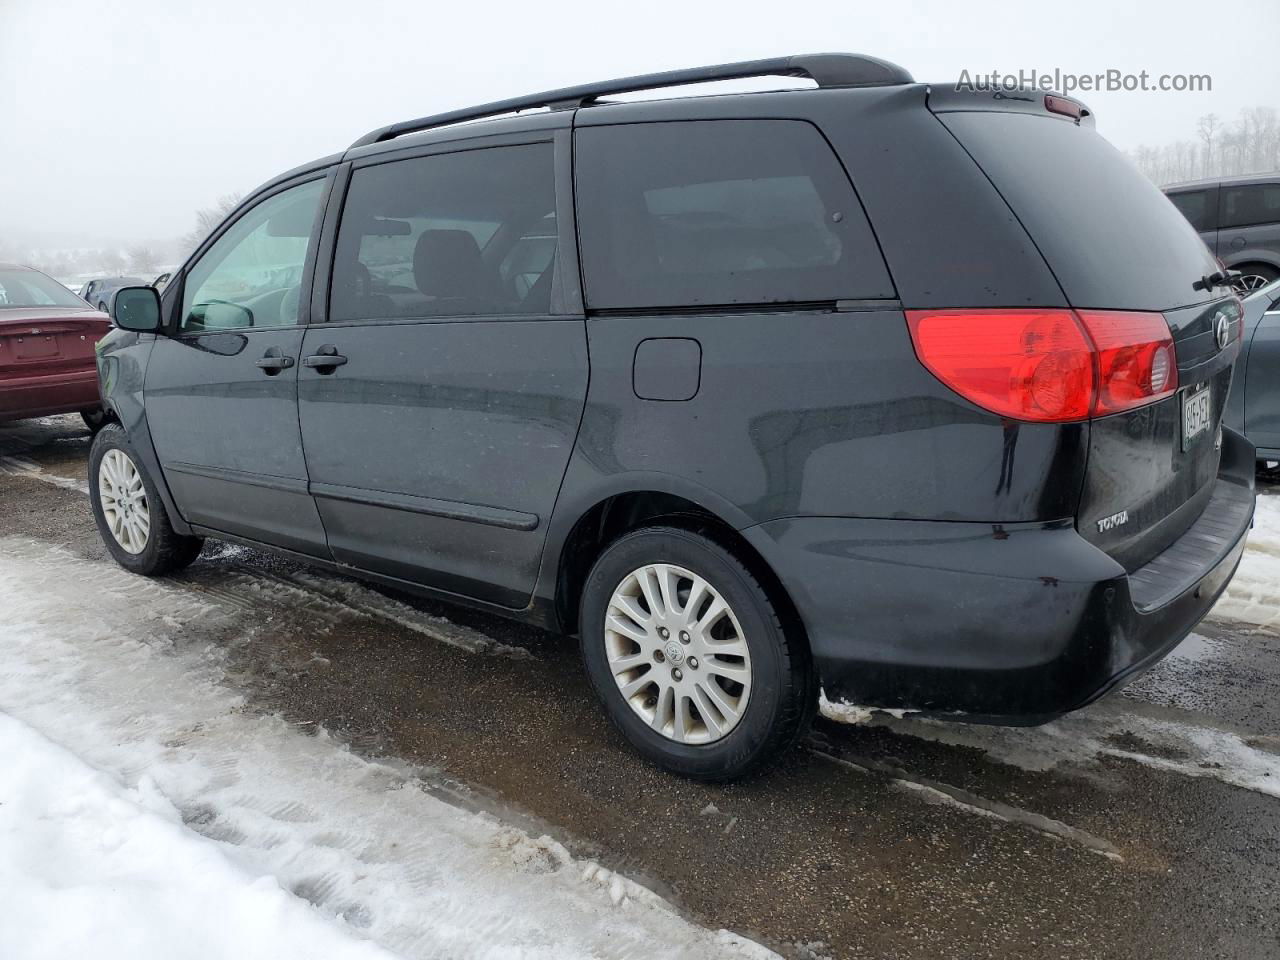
[0,264,111,429]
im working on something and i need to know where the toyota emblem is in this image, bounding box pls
[1215,313,1231,350]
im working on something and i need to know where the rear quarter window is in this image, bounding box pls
[574,119,894,310]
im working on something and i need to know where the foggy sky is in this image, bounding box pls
[3,0,1278,245]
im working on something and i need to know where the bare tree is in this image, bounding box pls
[1129,104,1280,185]
[183,193,242,253]
[99,248,126,274]
[1246,106,1279,172]
[1196,113,1220,178]
[127,245,160,274]
[30,250,72,278]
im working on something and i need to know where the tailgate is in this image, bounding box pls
[933,97,1241,569]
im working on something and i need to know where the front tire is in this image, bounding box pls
[580,525,815,781]
[89,423,204,575]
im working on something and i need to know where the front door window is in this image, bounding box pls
[180,180,324,332]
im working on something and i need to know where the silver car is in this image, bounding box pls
[1225,277,1280,459]
[1165,175,1280,294]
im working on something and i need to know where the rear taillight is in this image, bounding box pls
[1075,310,1178,415]
[906,308,1178,423]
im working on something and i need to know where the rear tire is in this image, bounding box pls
[89,423,204,575]
[580,525,815,781]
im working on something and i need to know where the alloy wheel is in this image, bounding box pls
[604,563,752,744]
[98,448,150,554]
[1232,273,1273,295]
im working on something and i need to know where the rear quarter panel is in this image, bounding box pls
[552,309,1087,529]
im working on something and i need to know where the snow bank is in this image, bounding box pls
[1212,493,1280,628]
[0,537,776,960]
[0,712,394,960]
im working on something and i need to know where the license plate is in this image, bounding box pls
[1182,384,1212,450]
[13,334,59,361]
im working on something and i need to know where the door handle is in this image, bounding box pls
[302,345,347,372]
[255,351,295,375]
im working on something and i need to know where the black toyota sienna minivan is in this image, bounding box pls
[93,54,1254,780]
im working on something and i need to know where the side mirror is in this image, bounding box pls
[110,285,162,333]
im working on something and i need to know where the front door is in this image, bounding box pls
[298,138,587,608]
[146,175,331,555]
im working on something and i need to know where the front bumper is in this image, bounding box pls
[742,427,1256,723]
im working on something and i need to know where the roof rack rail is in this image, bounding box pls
[348,53,913,149]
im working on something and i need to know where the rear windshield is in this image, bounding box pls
[939,112,1220,312]
[0,269,87,309]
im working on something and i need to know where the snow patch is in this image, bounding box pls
[0,712,394,960]
[1213,494,1280,628]
[0,453,90,494]
[838,704,1280,799]
[0,537,776,960]
[819,692,915,724]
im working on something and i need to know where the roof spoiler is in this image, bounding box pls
[349,53,914,149]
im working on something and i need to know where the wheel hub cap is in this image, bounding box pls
[604,562,752,745]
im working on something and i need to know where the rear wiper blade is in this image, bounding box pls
[1192,269,1239,292]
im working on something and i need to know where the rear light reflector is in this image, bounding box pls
[906,308,1178,423]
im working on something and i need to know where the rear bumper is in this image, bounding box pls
[0,367,100,422]
[742,427,1256,722]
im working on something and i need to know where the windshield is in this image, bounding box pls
[0,268,89,309]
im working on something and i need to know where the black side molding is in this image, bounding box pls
[310,482,539,532]
[165,461,310,496]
